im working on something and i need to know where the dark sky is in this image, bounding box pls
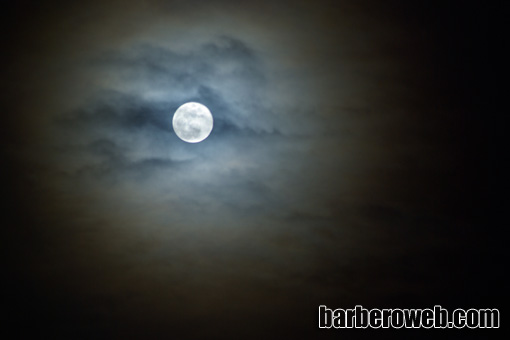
[3,1,506,338]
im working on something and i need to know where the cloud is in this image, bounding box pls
[53,35,299,192]
[89,36,268,126]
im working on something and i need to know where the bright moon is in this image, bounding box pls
[172,102,214,143]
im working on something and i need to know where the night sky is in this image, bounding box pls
[3,1,506,338]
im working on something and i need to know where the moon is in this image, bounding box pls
[172,102,214,143]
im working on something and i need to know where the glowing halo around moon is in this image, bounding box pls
[172,102,214,143]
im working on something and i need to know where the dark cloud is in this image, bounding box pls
[94,36,263,90]
[58,90,174,132]
[74,138,190,180]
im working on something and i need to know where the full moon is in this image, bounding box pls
[172,102,214,143]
